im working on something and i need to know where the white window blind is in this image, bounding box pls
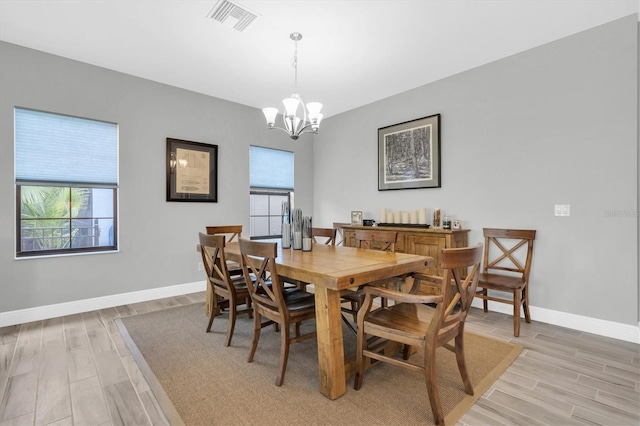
[249,146,294,190]
[15,108,117,185]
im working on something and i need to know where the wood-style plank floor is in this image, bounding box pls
[0,291,638,425]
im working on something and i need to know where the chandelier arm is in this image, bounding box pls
[296,125,319,136]
[269,125,298,137]
[267,123,317,138]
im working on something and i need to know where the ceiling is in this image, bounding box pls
[0,0,638,119]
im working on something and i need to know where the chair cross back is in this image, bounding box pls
[484,229,535,276]
[354,229,397,252]
[341,229,399,329]
[311,227,337,245]
[241,241,281,311]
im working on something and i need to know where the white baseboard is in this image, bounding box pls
[0,281,206,328]
[471,299,640,344]
[1,283,637,344]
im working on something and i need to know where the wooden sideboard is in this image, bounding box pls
[340,224,470,294]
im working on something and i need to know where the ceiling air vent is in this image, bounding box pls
[208,0,258,32]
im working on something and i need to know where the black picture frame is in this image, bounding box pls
[378,113,441,190]
[166,138,218,202]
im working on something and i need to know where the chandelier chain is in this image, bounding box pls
[292,38,299,93]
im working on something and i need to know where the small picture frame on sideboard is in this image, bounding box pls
[351,211,363,226]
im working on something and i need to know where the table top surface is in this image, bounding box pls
[223,241,432,291]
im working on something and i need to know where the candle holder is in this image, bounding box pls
[281,201,291,248]
[292,208,303,250]
[302,216,312,251]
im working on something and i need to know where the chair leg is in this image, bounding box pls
[206,309,215,333]
[482,288,488,312]
[425,346,444,425]
[276,323,290,387]
[246,297,253,319]
[522,286,531,323]
[247,312,261,363]
[225,300,236,347]
[454,333,473,395]
[513,290,521,337]
[353,323,366,390]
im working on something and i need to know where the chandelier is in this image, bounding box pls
[262,32,323,140]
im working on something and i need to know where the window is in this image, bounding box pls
[15,108,118,257]
[249,146,293,239]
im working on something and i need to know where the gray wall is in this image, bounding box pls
[1,15,638,329]
[314,15,639,326]
[0,41,314,313]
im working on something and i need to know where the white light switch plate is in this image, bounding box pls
[554,204,570,216]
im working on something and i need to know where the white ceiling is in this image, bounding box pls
[0,0,638,118]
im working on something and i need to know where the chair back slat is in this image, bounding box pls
[239,238,288,315]
[206,225,243,242]
[430,244,483,345]
[483,228,536,279]
[199,233,232,293]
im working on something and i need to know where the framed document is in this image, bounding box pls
[166,138,218,202]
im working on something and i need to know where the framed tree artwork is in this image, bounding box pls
[378,113,441,190]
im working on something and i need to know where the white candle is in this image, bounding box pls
[394,211,402,223]
[402,212,409,224]
[387,211,394,223]
[410,210,418,224]
[380,208,387,223]
[418,208,427,224]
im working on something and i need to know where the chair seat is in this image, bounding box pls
[479,272,526,290]
[341,288,365,304]
[365,304,433,340]
[282,289,315,311]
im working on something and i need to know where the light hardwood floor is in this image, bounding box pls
[0,291,638,425]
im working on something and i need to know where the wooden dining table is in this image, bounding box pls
[223,240,433,400]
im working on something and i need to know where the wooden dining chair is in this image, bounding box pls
[475,228,536,337]
[341,229,399,326]
[198,232,252,346]
[354,244,483,425]
[239,238,317,386]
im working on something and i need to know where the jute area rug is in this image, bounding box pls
[118,302,522,425]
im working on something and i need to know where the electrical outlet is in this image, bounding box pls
[197,262,204,271]
[554,204,570,216]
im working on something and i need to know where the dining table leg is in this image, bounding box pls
[313,285,347,400]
